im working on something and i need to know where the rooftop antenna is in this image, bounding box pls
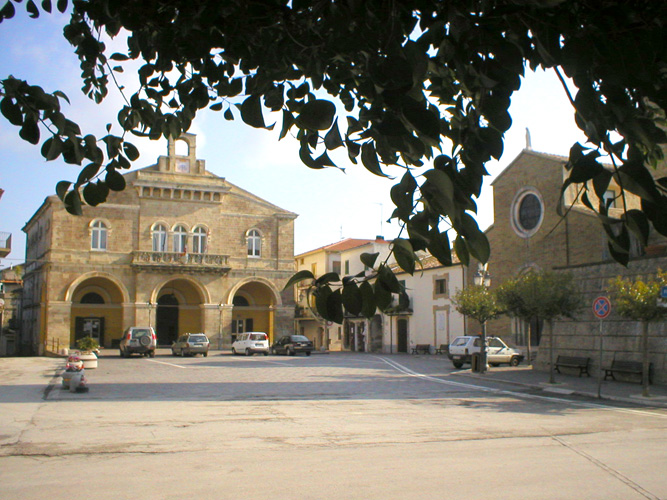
[374,202,384,238]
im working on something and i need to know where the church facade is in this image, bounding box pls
[22,134,297,354]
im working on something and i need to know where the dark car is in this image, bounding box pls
[271,335,314,356]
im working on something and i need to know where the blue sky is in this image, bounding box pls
[0,8,588,268]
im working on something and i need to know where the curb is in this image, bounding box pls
[452,370,667,409]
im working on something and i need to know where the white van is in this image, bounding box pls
[231,332,270,356]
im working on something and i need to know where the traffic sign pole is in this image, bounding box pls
[593,296,611,399]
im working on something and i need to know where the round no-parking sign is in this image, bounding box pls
[593,296,611,319]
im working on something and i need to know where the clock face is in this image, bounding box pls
[176,159,190,173]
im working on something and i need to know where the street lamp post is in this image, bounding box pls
[473,264,491,374]
[147,301,155,328]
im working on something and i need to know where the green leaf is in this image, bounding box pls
[105,169,126,191]
[41,0,52,13]
[359,281,376,318]
[453,235,469,266]
[460,214,490,264]
[279,109,294,140]
[326,289,344,324]
[342,282,363,316]
[392,238,416,275]
[296,99,336,131]
[77,162,101,186]
[82,182,104,206]
[19,115,40,144]
[55,180,71,201]
[224,108,234,121]
[0,1,16,19]
[26,0,39,18]
[374,280,393,311]
[123,142,140,161]
[64,189,82,216]
[324,119,344,150]
[314,285,333,319]
[422,169,455,216]
[360,252,379,269]
[427,229,453,267]
[299,142,325,169]
[283,270,314,290]
[624,210,649,246]
[315,272,340,285]
[41,136,63,161]
[1,97,22,125]
[239,95,270,129]
[361,142,387,177]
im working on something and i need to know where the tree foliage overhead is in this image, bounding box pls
[1,0,667,321]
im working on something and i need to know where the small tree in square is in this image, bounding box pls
[497,271,581,383]
[453,284,503,373]
[608,270,667,397]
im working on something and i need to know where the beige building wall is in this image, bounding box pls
[22,134,297,354]
[385,256,466,354]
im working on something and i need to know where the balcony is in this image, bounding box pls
[131,251,231,274]
[0,232,10,258]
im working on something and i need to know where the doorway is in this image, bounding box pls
[156,294,179,346]
[397,319,408,353]
[74,317,104,346]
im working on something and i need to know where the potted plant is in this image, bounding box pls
[75,336,100,369]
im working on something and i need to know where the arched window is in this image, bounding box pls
[173,225,188,253]
[246,229,261,258]
[192,226,208,254]
[233,295,250,306]
[91,220,108,250]
[81,292,105,304]
[152,223,168,252]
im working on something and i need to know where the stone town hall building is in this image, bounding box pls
[22,134,297,354]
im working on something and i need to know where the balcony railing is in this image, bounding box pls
[131,251,231,274]
[0,232,11,258]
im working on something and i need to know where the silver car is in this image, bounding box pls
[171,333,210,357]
[119,326,156,358]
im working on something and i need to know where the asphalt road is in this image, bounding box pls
[1,351,666,500]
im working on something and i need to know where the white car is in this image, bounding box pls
[231,332,270,356]
[448,335,524,369]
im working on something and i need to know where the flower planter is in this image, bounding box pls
[79,352,98,369]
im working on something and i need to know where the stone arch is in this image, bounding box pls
[66,272,129,349]
[150,275,210,305]
[226,276,281,307]
[151,276,210,345]
[65,272,129,303]
[226,277,282,342]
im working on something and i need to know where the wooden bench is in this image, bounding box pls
[554,355,591,377]
[435,344,449,355]
[604,359,653,384]
[411,344,431,355]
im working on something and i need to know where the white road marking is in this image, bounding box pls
[375,356,667,419]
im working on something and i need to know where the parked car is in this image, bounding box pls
[171,333,210,357]
[271,335,314,356]
[119,326,157,358]
[231,332,270,356]
[448,335,523,369]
